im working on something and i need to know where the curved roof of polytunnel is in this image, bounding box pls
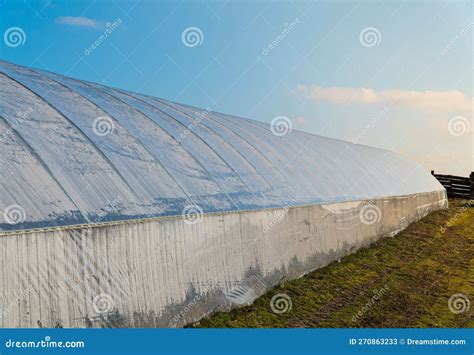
[0,60,444,232]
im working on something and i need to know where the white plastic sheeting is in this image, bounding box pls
[0,60,444,232]
[0,191,448,328]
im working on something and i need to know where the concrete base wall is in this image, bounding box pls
[0,191,447,328]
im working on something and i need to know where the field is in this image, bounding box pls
[194,199,474,328]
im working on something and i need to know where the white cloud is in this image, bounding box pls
[55,16,98,28]
[296,85,474,114]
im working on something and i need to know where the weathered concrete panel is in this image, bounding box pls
[0,191,447,328]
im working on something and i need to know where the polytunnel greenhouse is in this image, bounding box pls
[0,60,447,328]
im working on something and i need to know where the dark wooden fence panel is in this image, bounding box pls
[431,171,474,199]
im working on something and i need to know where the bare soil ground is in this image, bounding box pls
[194,199,474,328]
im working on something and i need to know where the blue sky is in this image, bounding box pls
[0,0,472,175]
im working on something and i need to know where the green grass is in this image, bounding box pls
[194,199,474,328]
